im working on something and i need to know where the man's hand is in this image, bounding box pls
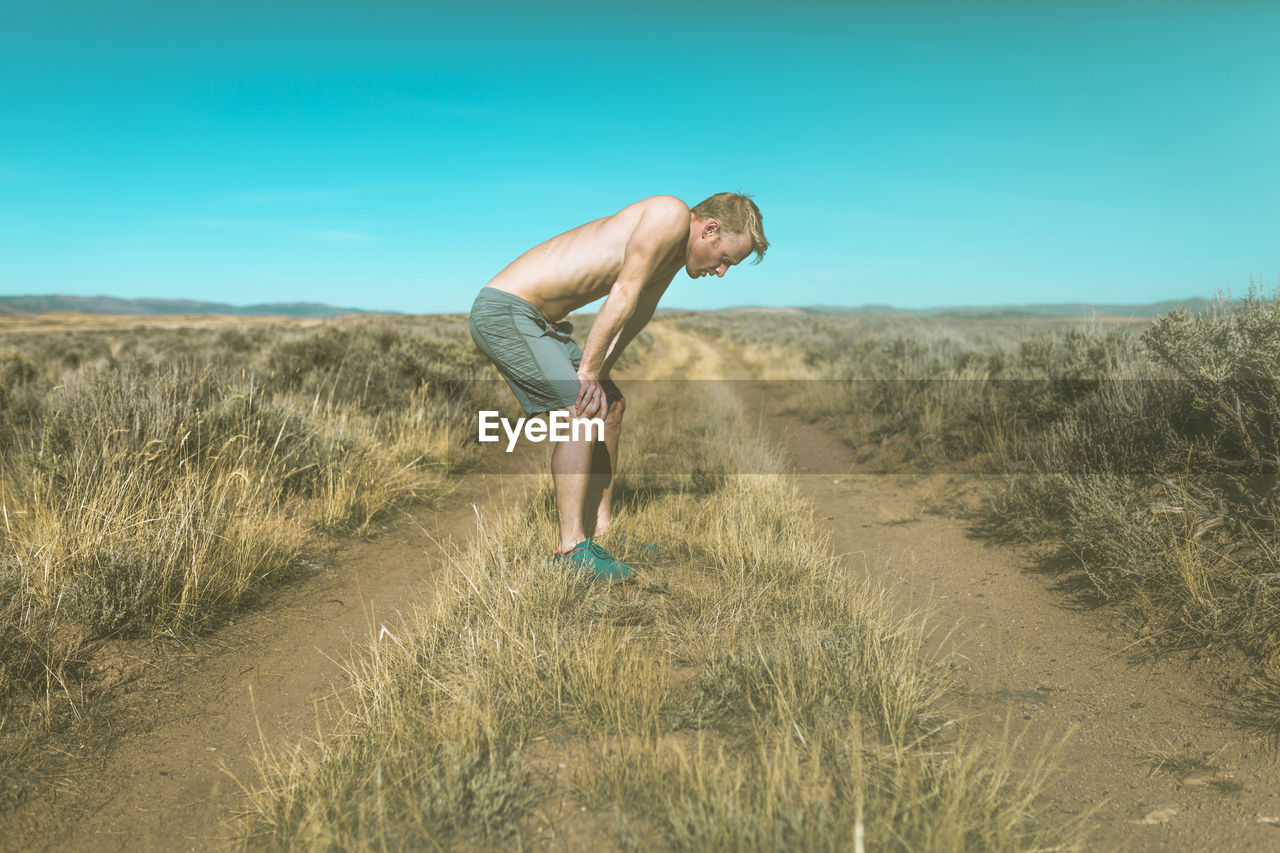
[575,371,607,419]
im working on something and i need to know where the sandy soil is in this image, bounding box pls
[5,319,1280,851]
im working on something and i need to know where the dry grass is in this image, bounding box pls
[678,292,1280,735]
[0,314,500,739]
[234,373,1071,850]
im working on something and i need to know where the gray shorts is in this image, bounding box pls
[469,287,622,416]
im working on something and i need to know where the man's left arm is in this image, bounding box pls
[599,278,672,375]
[574,206,685,416]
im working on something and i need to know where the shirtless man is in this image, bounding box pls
[469,192,768,580]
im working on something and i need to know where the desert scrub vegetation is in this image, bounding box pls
[236,375,1068,851]
[679,293,1280,730]
[0,315,502,736]
[672,309,1148,472]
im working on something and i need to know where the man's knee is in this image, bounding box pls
[606,395,626,421]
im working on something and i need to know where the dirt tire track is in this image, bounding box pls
[650,322,1280,852]
[0,460,544,852]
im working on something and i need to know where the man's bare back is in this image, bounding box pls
[484,195,689,323]
[484,194,755,388]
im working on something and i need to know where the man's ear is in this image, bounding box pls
[702,220,720,239]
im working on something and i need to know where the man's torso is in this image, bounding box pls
[484,196,686,322]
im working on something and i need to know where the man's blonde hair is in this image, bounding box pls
[691,192,769,263]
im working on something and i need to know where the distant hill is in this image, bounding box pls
[798,299,1213,319]
[0,294,381,317]
[3,293,1220,320]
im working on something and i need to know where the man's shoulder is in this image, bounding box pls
[622,196,688,241]
[613,194,687,222]
[638,195,690,219]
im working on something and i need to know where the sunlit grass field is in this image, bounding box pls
[679,294,1280,734]
[19,295,1280,848]
[236,362,1067,851]
[0,313,503,737]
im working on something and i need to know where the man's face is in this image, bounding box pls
[686,224,754,279]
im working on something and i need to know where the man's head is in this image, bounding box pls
[686,192,768,279]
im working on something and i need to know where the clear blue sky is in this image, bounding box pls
[1,1,1276,312]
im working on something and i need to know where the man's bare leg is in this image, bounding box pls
[585,398,625,538]
[551,408,594,552]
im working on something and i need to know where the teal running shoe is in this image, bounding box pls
[554,540,634,582]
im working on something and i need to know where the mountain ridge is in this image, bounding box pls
[0,295,381,317]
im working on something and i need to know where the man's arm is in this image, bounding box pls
[574,203,685,416]
[600,277,672,375]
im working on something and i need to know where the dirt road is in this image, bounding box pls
[0,462,543,851]
[650,322,1280,852]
